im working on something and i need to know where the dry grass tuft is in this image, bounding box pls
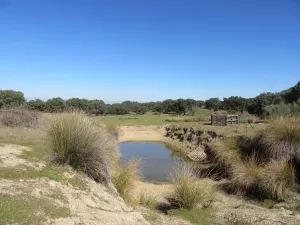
[231,157,264,194]
[45,112,118,185]
[259,159,295,200]
[138,192,158,208]
[260,116,300,160]
[0,108,40,128]
[169,165,212,210]
[210,137,241,168]
[112,158,140,204]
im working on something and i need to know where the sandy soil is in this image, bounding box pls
[0,144,150,225]
[0,144,44,169]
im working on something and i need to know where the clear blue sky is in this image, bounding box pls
[0,0,299,102]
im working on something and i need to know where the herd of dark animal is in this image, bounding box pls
[165,126,221,145]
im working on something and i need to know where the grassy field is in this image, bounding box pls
[92,109,213,126]
[93,114,174,126]
[93,112,265,137]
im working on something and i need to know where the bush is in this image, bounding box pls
[263,103,300,117]
[169,165,211,210]
[259,116,300,160]
[259,160,295,200]
[112,158,140,204]
[45,112,118,186]
[0,108,40,127]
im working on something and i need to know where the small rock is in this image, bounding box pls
[19,179,24,182]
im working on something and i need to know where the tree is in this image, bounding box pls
[106,104,130,115]
[223,96,248,112]
[247,93,283,115]
[196,100,205,108]
[0,90,25,108]
[283,81,300,103]
[162,99,176,114]
[46,97,65,112]
[205,98,221,111]
[26,99,46,111]
[88,100,106,115]
[66,98,89,111]
[173,99,187,115]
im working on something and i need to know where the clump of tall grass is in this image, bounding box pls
[211,134,296,200]
[169,165,212,210]
[259,116,300,160]
[231,157,264,194]
[112,158,140,204]
[209,138,241,168]
[138,192,158,208]
[45,112,118,186]
[259,160,295,200]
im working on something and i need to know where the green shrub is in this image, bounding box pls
[263,103,300,117]
[112,158,140,204]
[45,112,118,185]
[169,165,212,210]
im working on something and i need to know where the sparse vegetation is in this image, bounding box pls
[45,112,118,185]
[169,208,214,225]
[0,194,70,224]
[0,165,63,181]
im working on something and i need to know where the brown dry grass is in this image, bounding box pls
[45,112,119,186]
[0,108,40,128]
[259,159,295,200]
[112,158,140,204]
[260,116,300,160]
[169,165,213,210]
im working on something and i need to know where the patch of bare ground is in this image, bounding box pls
[0,144,44,169]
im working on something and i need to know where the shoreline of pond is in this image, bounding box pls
[118,125,193,159]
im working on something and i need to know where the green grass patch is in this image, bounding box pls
[0,194,70,224]
[262,199,277,209]
[0,165,63,182]
[169,208,214,225]
[93,114,173,126]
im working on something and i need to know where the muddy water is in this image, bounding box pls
[120,142,185,182]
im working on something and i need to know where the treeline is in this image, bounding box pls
[0,81,299,116]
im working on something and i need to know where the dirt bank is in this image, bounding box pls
[0,143,150,225]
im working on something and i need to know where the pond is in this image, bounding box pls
[119,142,185,182]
